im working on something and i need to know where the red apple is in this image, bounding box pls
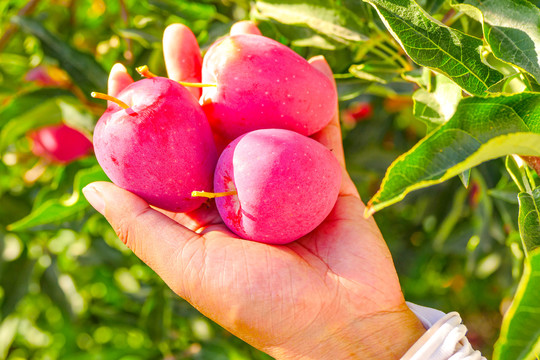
[93,76,218,212]
[29,124,93,164]
[195,129,341,244]
[200,34,337,143]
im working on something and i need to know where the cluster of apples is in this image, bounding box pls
[92,32,341,244]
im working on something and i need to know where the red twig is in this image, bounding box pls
[520,156,540,177]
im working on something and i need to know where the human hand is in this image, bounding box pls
[83,22,425,359]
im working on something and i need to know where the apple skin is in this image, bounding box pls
[29,124,93,164]
[93,77,218,212]
[200,34,337,143]
[213,129,342,244]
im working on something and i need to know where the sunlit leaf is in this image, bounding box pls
[148,0,216,21]
[488,188,519,204]
[269,22,341,49]
[0,249,35,318]
[254,0,369,45]
[367,92,540,214]
[115,28,160,48]
[57,98,96,135]
[518,187,540,253]
[40,260,74,319]
[8,166,109,231]
[413,72,463,131]
[0,99,62,152]
[458,169,471,188]
[453,0,540,83]
[349,63,403,84]
[12,16,108,96]
[0,53,30,77]
[141,287,168,343]
[0,315,19,359]
[493,248,540,360]
[0,88,73,128]
[363,0,504,96]
[507,155,529,193]
[335,75,372,100]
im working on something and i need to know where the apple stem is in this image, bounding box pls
[177,80,217,88]
[191,190,237,198]
[137,64,217,88]
[91,92,131,110]
[136,65,157,78]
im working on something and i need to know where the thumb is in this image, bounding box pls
[163,23,202,99]
[230,20,262,36]
[108,63,133,97]
[82,181,199,293]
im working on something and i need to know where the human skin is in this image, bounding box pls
[83,22,426,359]
[163,23,202,99]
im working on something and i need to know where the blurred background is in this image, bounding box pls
[0,0,523,358]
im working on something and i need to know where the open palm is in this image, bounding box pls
[84,22,424,359]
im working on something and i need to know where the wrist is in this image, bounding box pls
[266,304,426,360]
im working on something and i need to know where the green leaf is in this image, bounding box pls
[518,187,540,253]
[402,68,430,87]
[458,169,471,188]
[0,249,35,318]
[0,88,73,128]
[0,315,19,359]
[367,92,540,214]
[115,28,160,48]
[254,0,369,45]
[8,165,109,231]
[524,73,540,92]
[493,248,540,360]
[12,16,108,96]
[507,155,529,193]
[349,62,403,84]
[40,260,74,319]
[413,72,463,130]
[453,0,540,83]
[423,0,446,13]
[363,0,504,96]
[57,98,96,135]
[488,188,519,204]
[148,0,216,21]
[0,99,62,152]
[268,22,342,49]
[141,287,169,343]
[335,75,372,100]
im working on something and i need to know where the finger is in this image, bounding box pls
[307,56,344,167]
[156,201,223,232]
[82,181,200,293]
[163,23,202,99]
[230,20,262,36]
[307,56,360,199]
[108,63,133,97]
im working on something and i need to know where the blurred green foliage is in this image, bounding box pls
[0,0,538,358]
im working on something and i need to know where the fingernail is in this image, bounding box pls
[83,185,106,215]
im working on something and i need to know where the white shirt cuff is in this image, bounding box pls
[402,302,486,360]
